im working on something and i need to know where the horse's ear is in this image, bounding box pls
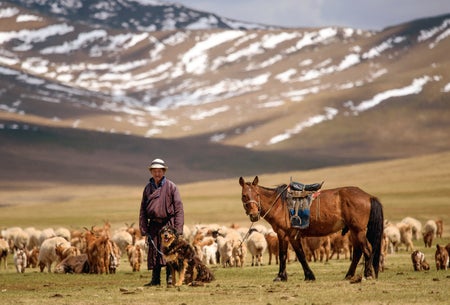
[252,176,259,186]
[239,176,245,186]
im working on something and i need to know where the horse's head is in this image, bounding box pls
[239,176,261,222]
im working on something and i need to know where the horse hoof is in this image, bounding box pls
[273,277,286,282]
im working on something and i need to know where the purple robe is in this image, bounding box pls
[139,178,184,270]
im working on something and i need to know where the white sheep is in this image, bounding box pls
[111,230,133,254]
[401,217,422,241]
[24,227,41,250]
[55,227,71,241]
[246,229,267,266]
[396,222,414,251]
[39,228,56,246]
[2,227,27,250]
[384,221,401,253]
[38,236,70,272]
[14,248,27,273]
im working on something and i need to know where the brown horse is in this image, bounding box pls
[239,176,384,281]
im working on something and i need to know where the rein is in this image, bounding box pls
[261,184,289,219]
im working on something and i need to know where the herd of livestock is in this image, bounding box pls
[0,217,449,276]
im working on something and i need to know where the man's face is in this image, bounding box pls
[150,168,165,183]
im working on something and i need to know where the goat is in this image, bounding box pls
[411,250,430,271]
[264,231,279,265]
[423,220,437,247]
[435,244,449,270]
[435,220,443,239]
[14,248,27,273]
[54,254,90,274]
[26,247,39,268]
[329,231,350,260]
[126,244,143,272]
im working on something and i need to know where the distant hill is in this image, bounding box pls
[0,1,449,185]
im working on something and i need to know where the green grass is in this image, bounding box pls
[1,152,450,304]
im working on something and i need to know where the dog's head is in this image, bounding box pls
[160,225,178,248]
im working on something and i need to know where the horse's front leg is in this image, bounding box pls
[289,236,315,281]
[274,235,289,281]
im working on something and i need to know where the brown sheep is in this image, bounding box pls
[435,244,449,270]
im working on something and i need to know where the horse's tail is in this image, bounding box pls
[367,197,384,279]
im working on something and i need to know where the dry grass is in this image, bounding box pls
[1,152,450,304]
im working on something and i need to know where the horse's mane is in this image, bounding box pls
[259,184,288,201]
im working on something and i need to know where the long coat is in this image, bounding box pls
[139,178,184,270]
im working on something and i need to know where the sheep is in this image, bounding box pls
[55,227,71,242]
[216,235,233,267]
[396,222,414,252]
[246,228,267,266]
[0,238,10,270]
[422,220,437,247]
[435,219,443,239]
[435,244,449,270]
[111,230,133,255]
[126,244,143,272]
[411,250,430,271]
[13,229,29,251]
[401,217,422,241]
[329,231,350,260]
[265,230,278,265]
[54,254,90,274]
[384,221,401,253]
[38,228,56,246]
[14,248,27,273]
[24,227,41,250]
[38,236,70,272]
[301,236,331,262]
[2,227,29,251]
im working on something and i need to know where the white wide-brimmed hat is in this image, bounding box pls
[148,158,168,170]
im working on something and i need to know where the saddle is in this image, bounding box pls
[287,180,323,229]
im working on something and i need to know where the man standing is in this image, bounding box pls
[139,158,184,286]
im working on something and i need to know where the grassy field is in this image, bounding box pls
[1,152,450,304]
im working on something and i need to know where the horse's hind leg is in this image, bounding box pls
[290,237,315,281]
[345,231,374,279]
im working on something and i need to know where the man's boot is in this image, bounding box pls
[166,266,173,286]
[144,265,161,286]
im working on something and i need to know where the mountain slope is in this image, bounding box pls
[0,1,449,185]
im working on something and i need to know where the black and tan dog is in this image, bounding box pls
[160,225,214,286]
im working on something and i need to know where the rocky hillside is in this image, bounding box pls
[0,1,449,185]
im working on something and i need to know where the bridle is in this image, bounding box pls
[242,184,288,221]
